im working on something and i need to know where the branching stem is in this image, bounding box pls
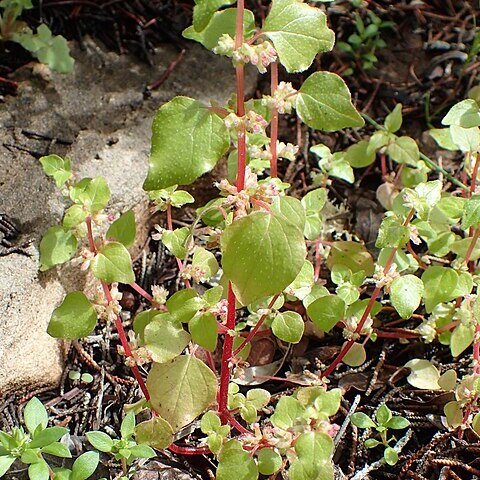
[322,208,416,378]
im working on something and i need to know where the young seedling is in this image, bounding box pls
[0,0,74,73]
[0,397,99,480]
[86,412,155,478]
[350,404,410,465]
[337,11,394,75]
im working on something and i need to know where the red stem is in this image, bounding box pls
[225,413,252,435]
[102,282,150,400]
[216,0,248,425]
[86,217,97,254]
[235,0,246,191]
[231,294,279,358]
[270,62,279,178]
[374,330,419,339]
[166,203,191,289]
[130,282,154,303]
[321,208,416,378]
[218,284,237,422]
[86,216,150,399]
[168,443,211,455]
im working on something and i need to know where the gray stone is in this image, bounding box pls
[0,38,257,396]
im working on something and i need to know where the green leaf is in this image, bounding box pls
[307,295,345,333]
[40,155,72,188]
[263,0,334,73]
[28,460,49,480]
[86,431,114,452]
[120,412,136,439]
[256,448,282,475]
[295,431,334,465]
[462,195,480,229]
[343,342,366,367]
[442,99,480,128]
[438,369,457,391]
[63,205,88,229]
[170,190,195,207]
[421,266,458,313]
[289,460,334,480]
[161,227,190,259]
[385,416,410,430]
[450,323,474,357]
[221,196,306,306]
[135,416,174,450]
[375,215,410,248]
[329,158,354,183]
[414,180,443,219]
[41,442,72,458]
[15,25,74,73]
[429,128,458,151]
[48,291,97,340]
[444,401,463,428]
[70,451,99,480]
[246,389,270,410]
[0,456,16,477]
[133,309,161,343]
[22,448,40,465]
[147,355,217,432]
[166,289,205,323]
[285,260,314,300]
[271,311,304,344]
[449,125,480,152]
[189,313,218,352]
[144,314,191,363]
[375,404,392,425]
[386,136,419,166]
[384,447,398,466]
[29,427,68,448]
[128,444,155,460]
[184,8,255,50]
[296,72,364,131]
[364,438,381,448]
[271,396,305,430]
[350,412,376,429]
[217,440,258,480]
[390,275,423,319]
[24,397,48,435]
[345,140,376,168]
[106,210,136,247]
[201,411,222,433]
[143,97,229,190]
[69,177,110,214]
[326,241,374,276]
[404,359,440,390]
[91,242,135,284]
[192,247,219,281]
[368,131,390,153]
[192,0,235,32]
[39,225,77,271]
[384,104,403,133]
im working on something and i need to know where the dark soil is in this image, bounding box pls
[2,1,480,479]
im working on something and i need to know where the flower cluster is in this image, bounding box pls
[262,81,298,114]
[214,34,277,73]
[224,110,268,135]
[374,263,399,289]
[92,283,122,322]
